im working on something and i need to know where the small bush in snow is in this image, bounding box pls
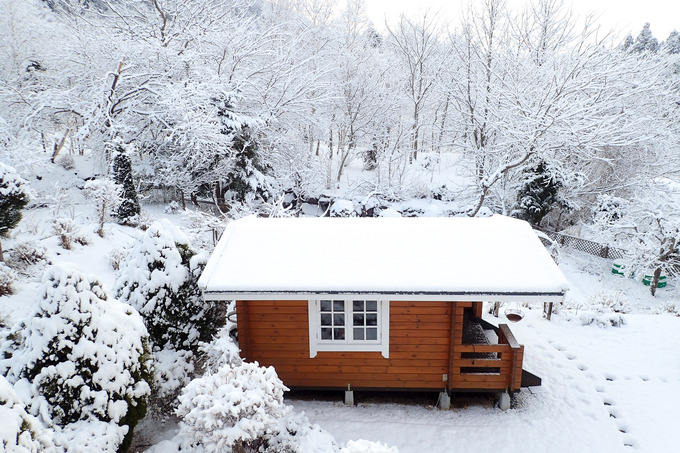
[655,302,680,316]
[588,290,630,314]
[57,154,75,171]
[114,220,223,352]
[5,266,151,452]
[340,439,399,453]
[0,375,57,452]
[176,362,289,452]
[107,248,126,271]
[0,262,18,296]
[83,179,122,237]
[265,411,338,453]
[164,200,181,213]
[330,199,357,217]
[52,218,83,250]
[7,241,47,269]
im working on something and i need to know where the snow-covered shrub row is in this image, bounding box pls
[176,362,290,452]
[114,220,223,353]
[0,376,57,453]
[0,262,18,296]
[1,265,151,452]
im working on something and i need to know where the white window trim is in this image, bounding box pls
[308,299,389,358]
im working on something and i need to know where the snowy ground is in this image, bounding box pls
[2,157,679,452]
[287,254,680,453]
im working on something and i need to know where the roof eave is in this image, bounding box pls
[202,290,566,303]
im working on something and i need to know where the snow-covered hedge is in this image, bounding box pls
[3,265,151,452]
[176,361,289,452]
[114,220,222,352]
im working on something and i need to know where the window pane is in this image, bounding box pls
[366,328,378,340]
[320,314,332,326]
[366,313,378,326]
[333,300,344,311]
[366,300,377,311]
[321,328,332,340]
[353,313,364,326]
[353,328,364,340]
[320,300,332,312]
[353,300,364,311]
[334,328,345,340]
[333,314,345,325]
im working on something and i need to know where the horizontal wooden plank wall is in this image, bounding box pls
[237,300,452,390]
[236,300,522,392]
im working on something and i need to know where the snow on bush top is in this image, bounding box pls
[176,361,289,452]
[4,265,150,431]
[0,375,57,453]
[0,162,29,198]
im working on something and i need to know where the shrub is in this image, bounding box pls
[588,290,631,314]
[0,375,57,452]
[110,143,141,224]
[7,241,47,269]
[176,362,289,452]
[0,163,30,262]
[114,220,223,352]
[83,179,122,237]
[5,266,151,451]
[330,199,357,217]
[150,347,194,417]
[0,262,17,296]
[57,155,75,170]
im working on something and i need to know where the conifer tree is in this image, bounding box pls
[111,142,140,223]
[512,161,567,227]
[0,163,29,262]
[664,31,680,54]
[632,23,659,53]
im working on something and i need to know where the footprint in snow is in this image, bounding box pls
[565,353,576,360]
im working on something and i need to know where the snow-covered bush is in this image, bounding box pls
[57,155,75,171]
[579,290,629,327]
[107,248,126,271]
[114,220,223,352]
[330,199,357,217]
[0,163,30,262]
[7,241,47,270]
[0,262,18,296]
[4,266,151,452]
[176,362,289,452]
[340,439,399,453]
[150,347,194,416]
[83,179,122,237]
[198,326,242,373]
[52,419,127,453]
[265,411,338,453]
[0,376,57,452]
[655,302,680,316]
[52,218,87,250]
[164,200,181,214]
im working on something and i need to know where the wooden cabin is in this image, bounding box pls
[199,215,568,396]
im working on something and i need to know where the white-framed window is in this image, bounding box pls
[308,299,389,358]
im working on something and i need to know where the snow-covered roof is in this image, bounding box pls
[199,215,569,301]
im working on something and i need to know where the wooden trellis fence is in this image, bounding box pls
[540,230,624,260]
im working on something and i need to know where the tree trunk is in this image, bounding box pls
[0,238,4,262]
[650,267,662,297]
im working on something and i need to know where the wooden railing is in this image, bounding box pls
[451,323,524,391]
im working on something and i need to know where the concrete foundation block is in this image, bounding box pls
[499,391,511,411]
[344,390,354,406]
[438,391,451,410]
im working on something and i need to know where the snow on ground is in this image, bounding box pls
[287,252,680,453]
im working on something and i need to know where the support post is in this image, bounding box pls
[543,302,553,321]
[345,385,354,406]
[498,390,511,411]
[438,391,451,410]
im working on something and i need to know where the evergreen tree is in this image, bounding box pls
[113,221,223,353]
[621,34,634,51]
[512,161,567,227]
[0,163,30,262]
[632,23,659,53]
[664,31,680,54]
[111,142,141,223]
